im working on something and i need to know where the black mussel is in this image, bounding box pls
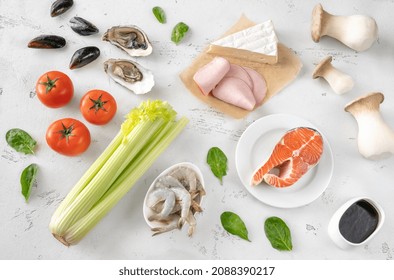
[69,17,99,36]
[51,0,74,17]
[28,35,66,49]
[69,46,100,69]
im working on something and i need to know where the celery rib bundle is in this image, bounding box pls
[49,100,188,246]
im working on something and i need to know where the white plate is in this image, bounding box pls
[235,114,334,208]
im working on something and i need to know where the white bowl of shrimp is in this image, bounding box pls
[143,162,205,237]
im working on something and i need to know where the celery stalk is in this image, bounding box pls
[53,120,164,235]
[50,131,123,228]
[62,117,188,245]
[50,100,188,246]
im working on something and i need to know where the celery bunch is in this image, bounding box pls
[49,100,188,246]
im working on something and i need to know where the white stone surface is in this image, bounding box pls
[0,0,393,260]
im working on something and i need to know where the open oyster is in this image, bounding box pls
[102,25,153,57]
[104,59,154,94]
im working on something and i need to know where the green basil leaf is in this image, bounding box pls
[171,22,189,44]
[264,216,293,251]
[20,163,39,202]
[152,6,166,24]
[207,147,227,184]
[220,211,250,241]
[6,128,37,155]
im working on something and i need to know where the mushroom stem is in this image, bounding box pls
[311,3,378,52]
[313,56,354,95]
[345,92,394,159]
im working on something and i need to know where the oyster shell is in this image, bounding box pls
[102,25,153,57]
[104,59,154,94]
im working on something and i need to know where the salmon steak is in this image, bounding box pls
[251,127,323,188]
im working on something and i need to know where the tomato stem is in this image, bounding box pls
[57,122,75,143]
[39,75,59,93]
[89,94,108,114]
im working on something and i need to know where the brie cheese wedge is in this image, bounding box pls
[208,20,279,64]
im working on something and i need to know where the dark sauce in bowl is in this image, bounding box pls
[339,199,379,244]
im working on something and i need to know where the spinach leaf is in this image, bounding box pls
[20,163,39,202]
[207,147,227,184]
[220,211,250,241]
[171,22,189,44]
[152,6,166,24]
[264,216,293,251]
[6,128,37,155]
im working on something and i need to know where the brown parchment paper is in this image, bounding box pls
[179,15,303,119]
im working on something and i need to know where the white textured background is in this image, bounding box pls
[0,0,393,260]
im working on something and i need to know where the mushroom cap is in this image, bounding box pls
[344,92,384,114]
[312,56,332,79]
[311,3,324,42]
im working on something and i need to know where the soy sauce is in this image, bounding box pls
[339,199,379,244]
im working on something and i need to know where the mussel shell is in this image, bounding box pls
[28,35,66,49]
[51,0,74,17]
[69,17,99,36]
[69,46,100,69]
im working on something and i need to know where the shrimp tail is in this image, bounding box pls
[177,217,186,228]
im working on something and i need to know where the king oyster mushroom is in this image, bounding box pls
[104,59,154,94]
[102,25,153,57]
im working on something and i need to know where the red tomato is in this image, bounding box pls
[80,89,117,125]
[46,118,91,156]
[36,71,74,108]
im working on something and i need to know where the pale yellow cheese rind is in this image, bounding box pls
[207,44,278,64]
[207,19,279,64]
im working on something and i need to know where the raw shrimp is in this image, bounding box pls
[195,180,206,197]
[169,166,197,193]
[157,176,192,227]
[185,211,197,237]
[146,187,176,221]
[152,208,196,237]
[151,214,181,236]
[146,164,206,237]
[190,197,203,213]
[169,193,202,214]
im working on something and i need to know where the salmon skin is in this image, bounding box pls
[251,127,323,188]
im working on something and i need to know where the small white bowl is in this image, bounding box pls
[328,197,385,249]
[143,162,205,229]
